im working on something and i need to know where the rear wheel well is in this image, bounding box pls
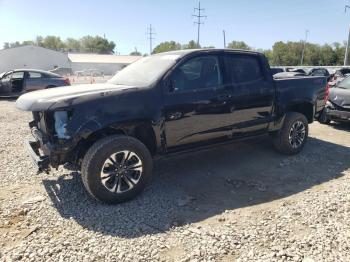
[74,124,157,168]
[287,103,314,123]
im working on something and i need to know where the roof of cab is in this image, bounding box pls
[153,48,261,57]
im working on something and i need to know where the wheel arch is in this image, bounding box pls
[73,121,157,168]
[286,102,314,123]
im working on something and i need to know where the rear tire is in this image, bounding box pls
[273,112,308,155]
[81,135,153,204]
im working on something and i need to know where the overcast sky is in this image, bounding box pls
[0,0,349,55]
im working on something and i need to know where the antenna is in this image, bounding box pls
[192,2,206,47]
[146,24,156,55]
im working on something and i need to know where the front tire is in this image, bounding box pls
[81,135,153,204]
[273,112,308,155]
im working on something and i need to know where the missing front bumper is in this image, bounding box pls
[26,140,50,173]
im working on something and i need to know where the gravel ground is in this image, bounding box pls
[0,99,349,262]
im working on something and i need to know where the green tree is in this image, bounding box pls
[22,40,35,46]
[153,41,181,54]
[227,41,251,50]
[65,38,81,52]
[333,42,346,66]
[183,40,200,49]
[130,51,142,56]
[3,42,10,49]
[81,35,115,54]
[41,36,65,50]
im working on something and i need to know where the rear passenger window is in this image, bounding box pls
[28,72,42,78]
[225,55,264,84]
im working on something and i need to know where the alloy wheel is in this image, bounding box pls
[288,121,306,149]
[100,150,143,193]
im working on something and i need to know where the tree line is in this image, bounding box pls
[152,40,348,66]
[3,35,349,66]
[3,35,116,54]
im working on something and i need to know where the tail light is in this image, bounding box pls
[324,83,330,102]
[64,78,71,86]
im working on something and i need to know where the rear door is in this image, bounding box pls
[222,53,275,135]
[26,71,45,91]
[163,54,235,148]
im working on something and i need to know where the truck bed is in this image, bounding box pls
[274,76,328,118]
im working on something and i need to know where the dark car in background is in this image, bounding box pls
[0,69,70,97]
[329,68,350,86]
[307,68,331,80]
[319,76,350,124]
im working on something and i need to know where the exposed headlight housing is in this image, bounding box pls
[54,111,71,139]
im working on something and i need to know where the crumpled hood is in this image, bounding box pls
[329,87,350,109]
[16,83,136,111]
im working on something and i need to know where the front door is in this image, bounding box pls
[0,72,13,95]
[163,54,235,148]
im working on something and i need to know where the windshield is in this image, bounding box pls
[337,76,350,89]
[108,54,181,87]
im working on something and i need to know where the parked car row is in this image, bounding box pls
[75,69,104,77]
[271,67,332,81]
[48,67,105,77]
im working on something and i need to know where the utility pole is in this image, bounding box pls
[192,2,206,48]
[300,30,309,66]
[345,5,350,66]
[223,30,226,48]
[146,24,156,55]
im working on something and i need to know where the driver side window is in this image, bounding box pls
[170,55,222,92]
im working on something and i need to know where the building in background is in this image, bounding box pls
[68,54,141,75]
[0,45,142,75]
[0,45,70,73]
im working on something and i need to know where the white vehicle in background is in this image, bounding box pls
[75,69,104,77]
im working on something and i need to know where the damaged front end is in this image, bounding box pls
[324,100,350,122]
[27,111,76,172]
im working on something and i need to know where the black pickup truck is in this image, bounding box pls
[16,49,328,204]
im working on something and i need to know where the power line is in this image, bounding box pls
[344,5,350,66]
[223,30,226,48]
[192,2,206,47]
[300,30,309,66]
[146,24,156,55]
